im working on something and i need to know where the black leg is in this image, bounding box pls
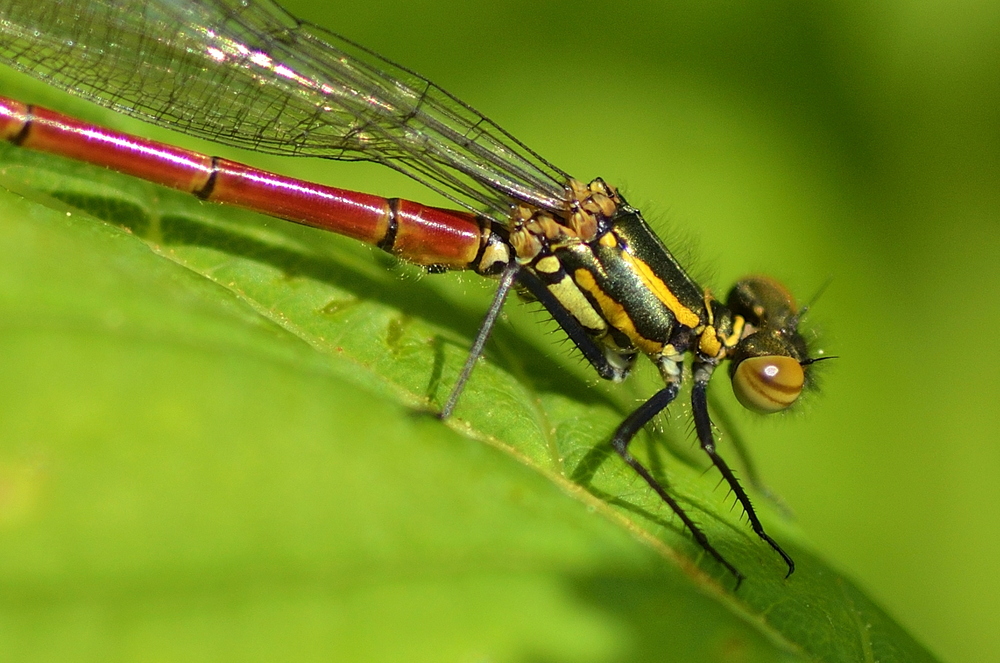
[691,365,795,577]
[610,381,745,588]
[516,268,633,381]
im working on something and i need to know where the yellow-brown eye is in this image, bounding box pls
[732,355,804,414]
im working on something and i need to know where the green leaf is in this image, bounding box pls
[0,140,936,661]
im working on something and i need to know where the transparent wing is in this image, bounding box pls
[0,0,571,221]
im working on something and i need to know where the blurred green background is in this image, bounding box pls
[0,0,997,661]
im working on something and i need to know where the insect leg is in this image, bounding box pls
[610,379,744,587]
[516,268,632,381]
[691,363,795,576]
[440,262,519,419]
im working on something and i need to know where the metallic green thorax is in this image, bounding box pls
[512,180,741,383]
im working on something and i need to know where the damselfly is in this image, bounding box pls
[0,0,824,587]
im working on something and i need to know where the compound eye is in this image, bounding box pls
[732,355,804,414]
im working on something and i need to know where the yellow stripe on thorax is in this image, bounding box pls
[549,278,608,332]
[573,269,664,355]
[618,249,701,329]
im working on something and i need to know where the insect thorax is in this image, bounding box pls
[510,179,747,380]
